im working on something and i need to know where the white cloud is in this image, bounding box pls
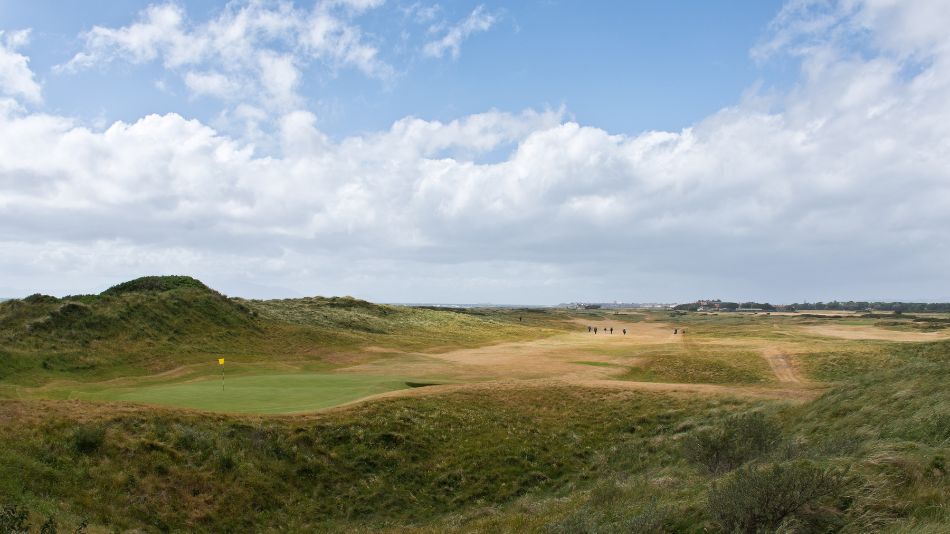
[328,0,387,14]
[404,2,442,24]
[0,29,42,104]
[184,70,239,99]
[58,1,391,110]
[59,4,198,71]
[299,4,392,79]
[422,5,495,59]
[3,0,950,302]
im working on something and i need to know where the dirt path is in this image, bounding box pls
[761,347,802,383]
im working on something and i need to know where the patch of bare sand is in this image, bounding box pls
[802,324,950,342]
[761,347,803,383]
[325,319,824,412]
[569,317,677,343]
[340,320,665,382]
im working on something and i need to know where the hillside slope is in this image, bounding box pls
[0,276,564,386]
[1,342,947,532]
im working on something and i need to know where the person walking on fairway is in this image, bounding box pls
[588,325,592,333]
[610,327,613,334]
[594,327,598,334]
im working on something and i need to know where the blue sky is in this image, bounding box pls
[3,1,789,137]
[1,0,949,303]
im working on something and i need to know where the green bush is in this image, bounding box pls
[707,461,845,533]
[683,412,781,473]
[1,503,30,533]
[0,504,77,534]
[72,424,106,454]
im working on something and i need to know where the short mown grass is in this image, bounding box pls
[68,373,418,414]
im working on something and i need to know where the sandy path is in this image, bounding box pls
[761,348,802,383]
[801,324,950,342]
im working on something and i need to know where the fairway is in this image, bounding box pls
[74,373,416,414]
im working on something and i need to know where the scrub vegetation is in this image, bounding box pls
[1,276,948,532]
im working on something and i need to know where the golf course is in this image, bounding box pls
[1,276,948,532]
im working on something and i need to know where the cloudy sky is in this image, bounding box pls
[1,0,948,303]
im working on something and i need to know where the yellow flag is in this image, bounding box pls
[218,358,225,365]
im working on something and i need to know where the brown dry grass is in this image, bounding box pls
[801,324,950,341]
[331,318,821,406]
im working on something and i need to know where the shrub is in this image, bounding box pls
[683,412,781,473]
[1,503,30,533]
[214,448,238,472]
[22,294,59,304]
[707,461,845,533]
[72,424,106,454]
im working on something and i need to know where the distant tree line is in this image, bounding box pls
[787,301,950,312]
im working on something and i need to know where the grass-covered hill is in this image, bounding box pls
[1,341,947,532]
[0,276,564,386]
[2,280,948,532]
[0,277,260,384]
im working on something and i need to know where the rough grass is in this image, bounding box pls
[0,284,567,387]
[101,275,214,295]
[800,339,950,382]
[0,387,762,532]
[244,298,565,352]
[2,294,949,532]
[617,343,774,384]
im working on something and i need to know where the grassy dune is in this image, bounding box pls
[0,387,764,532]
[2,278,949,532]
[0,277,567,387]
[3,355,948,532]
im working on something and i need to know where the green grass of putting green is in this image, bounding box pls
[72,373,417,414]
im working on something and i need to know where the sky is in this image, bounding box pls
[0,0,948,304]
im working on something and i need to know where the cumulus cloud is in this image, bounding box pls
[0,29,42,104]
[57,1,390,110]
[2,0,950,302]
[422,5,495,59]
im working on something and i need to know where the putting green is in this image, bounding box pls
[73,373,415,414]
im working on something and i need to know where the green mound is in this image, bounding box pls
[0,278,261,383]
[101,275,214,296]
[0,275,558,386]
